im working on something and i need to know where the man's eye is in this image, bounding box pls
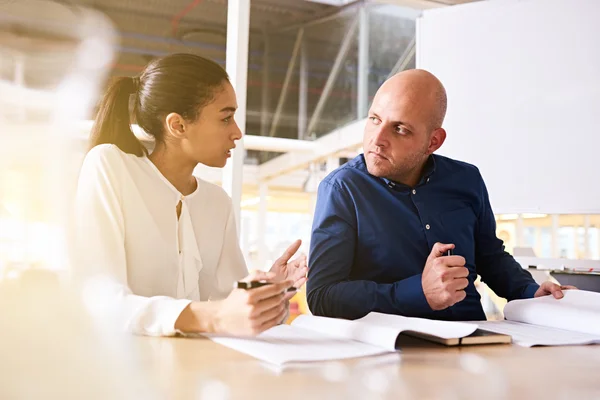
[395,126,409,135]
[369,116,381,125]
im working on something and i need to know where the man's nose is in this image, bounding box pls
[371,124,388,148]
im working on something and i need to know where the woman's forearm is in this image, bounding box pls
[174,301,220,333]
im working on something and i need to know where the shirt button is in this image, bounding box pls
[425,224,431,230]
[426,178,430,183]
[412,189,417,195]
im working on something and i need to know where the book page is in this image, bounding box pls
[359,312,479,339]
[292,312,478,350]
[203,325,392,366]
[291,314,402,350]
[503,290,600,335]
[478,320,600,347]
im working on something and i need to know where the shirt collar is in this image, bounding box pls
[381,155,437,189]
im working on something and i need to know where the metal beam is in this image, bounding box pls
[388,36,416,78]
[306,15,359,137]
[259,118,366,181]
[260,30,270,137]
[357,5,370,119]
[273,1,363,33]
[268,28,304,137]
[370,0,456,9]
[223,0,250,234]
[298,37,308,139]
[241,135,316,152]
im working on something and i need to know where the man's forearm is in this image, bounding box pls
[478,254,539,301]
[307,274,433,320]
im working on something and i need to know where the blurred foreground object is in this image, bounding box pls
[0,270,156,399]
[0,2,157,398]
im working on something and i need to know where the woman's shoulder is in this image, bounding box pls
[83,144,144,172]
[84,144,126,166]
[195,178,232,206]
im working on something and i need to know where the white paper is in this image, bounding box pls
[291,314,402,351]
[204,325,392,366]
[292,312,478,351]
[503,290,600,336]
[358,312,479,340]
[478,320,600,347]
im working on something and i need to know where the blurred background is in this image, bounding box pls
[1,0,599,335]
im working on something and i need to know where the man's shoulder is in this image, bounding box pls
[321,155,371,189]
[433,154,482,180]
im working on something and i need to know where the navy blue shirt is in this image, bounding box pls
[307,154,539,321]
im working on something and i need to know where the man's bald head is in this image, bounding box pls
[378,69,447,131]
[363,69,448,186]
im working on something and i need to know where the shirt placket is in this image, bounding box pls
[409,177,437,249]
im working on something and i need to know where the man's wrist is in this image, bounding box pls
[523,282,540,299]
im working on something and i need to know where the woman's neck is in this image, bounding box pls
[148,143,198,196]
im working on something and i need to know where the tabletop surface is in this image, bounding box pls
[126,333,600,400]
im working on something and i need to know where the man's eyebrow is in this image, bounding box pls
[392,121,415,131]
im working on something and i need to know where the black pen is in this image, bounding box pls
[235,280,297,293]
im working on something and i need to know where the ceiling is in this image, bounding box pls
[2,0,479,160]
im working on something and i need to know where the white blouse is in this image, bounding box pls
[74,144,247,336]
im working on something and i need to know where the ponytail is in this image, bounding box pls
[89,76,146,156]
[91,54,229,154]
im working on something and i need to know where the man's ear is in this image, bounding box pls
[164,112,186,139]
[427,128,446,154]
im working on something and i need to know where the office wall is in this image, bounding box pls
[417,0,600,214]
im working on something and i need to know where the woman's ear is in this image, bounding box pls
[164,112,186,139]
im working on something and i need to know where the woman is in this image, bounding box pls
[74,53,307,336]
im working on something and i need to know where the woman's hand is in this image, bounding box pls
[269,239,308,290]
[212,271,293,335]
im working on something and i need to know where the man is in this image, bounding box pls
[307,69,573,321]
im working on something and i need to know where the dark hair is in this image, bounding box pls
[90,53,230,156]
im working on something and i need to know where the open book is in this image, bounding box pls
[203,312,484,367]
[478,290,600,347]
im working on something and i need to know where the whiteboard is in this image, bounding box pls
[417,0,600,214]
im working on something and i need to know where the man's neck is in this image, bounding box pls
[148,144,197,196]
[387,158,429,188]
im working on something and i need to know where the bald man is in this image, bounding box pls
[307,70,573,321]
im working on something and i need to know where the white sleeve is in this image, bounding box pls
[73,145,190,336]
[213,197,249,297]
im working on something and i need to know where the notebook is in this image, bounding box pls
[404,328,511,346]
[477,290,600,347]
[203,312,502,366]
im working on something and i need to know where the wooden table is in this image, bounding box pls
[123,334,600,400]
[1,278,599,399]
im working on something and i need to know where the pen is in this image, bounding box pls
[446,249,453,256]
[235,280,298,293]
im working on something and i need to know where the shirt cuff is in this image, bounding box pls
[522,282,540,299]
[132,298,193,337]
[393,274,434,317]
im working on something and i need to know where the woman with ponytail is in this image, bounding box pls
[75,54,307,336]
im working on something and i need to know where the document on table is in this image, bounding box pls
[477,320,600,347]
[204,325,392,366]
